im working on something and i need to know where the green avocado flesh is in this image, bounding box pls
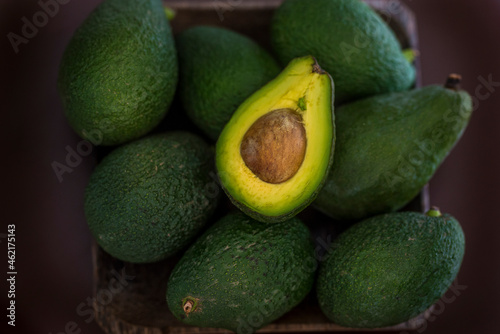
[85,132,220,263]
[271,0,415,104]
[58,0,178,146]
[166,212,315,332]
[314,80,472,221]
[216,55,335,223]
[176,26,281,141]
[317,210,465,328]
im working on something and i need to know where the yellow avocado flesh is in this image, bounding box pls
[216,56,334,219]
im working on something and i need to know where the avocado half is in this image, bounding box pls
[215,56,335,223]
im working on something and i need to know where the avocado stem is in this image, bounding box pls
[311,57,326,74]
[182,296,199,314]
[426,206,442,217]
[183,300,194,313]
[444,74,462,91]
[402,49,419,63]
[164,7,176,21]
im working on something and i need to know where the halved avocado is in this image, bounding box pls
[215,56,335,223]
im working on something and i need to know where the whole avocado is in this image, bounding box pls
[176,26,281,141]
[58,0,178,145]
[166,212,315,332]
[314,76,472,221]
[85,132,220,263]
[271,0,415,104]
[317,208,465,328]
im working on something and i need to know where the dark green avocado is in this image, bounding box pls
[58,0,178,146]
[166,212,316,332]
[271,0,415,104]
[316,208,465,328]
[315,75,472,221]
[85,131,220,263]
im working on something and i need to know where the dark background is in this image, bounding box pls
[1,0,499,333]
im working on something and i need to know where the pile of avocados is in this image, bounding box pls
[58,0,472,331]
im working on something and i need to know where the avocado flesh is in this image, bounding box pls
[314,81,472,221]
[176,26,281,141]
[271,0,415,104]
[216,56,335,223]
[316,210,465,328]
[166,212,315,332]
[84,132,220,263]
[58,0,178,146]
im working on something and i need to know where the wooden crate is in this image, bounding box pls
[92,0,429,333]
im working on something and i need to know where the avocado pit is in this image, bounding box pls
[240,109,306,184]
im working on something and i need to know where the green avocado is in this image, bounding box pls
[316,208,465,328]
[314,75,472,221]
[166,212,315,332]
[176,26,281,141]
[58,0,178,146]
[85,132,220,263]
[271,0,415,104]
[216,55,335,223]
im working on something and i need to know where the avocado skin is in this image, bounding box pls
[167,212,315,332]
[317,211,465,328]
[271,0,415,104]
[176,26,280,141]
[314,85,472,221]
[85,132,219,263]
[58,0,178,146]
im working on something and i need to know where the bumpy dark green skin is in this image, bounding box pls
[58,0,178,146]
[85,132,220,263]
[176,26,281,141]
[166,212,316,332]
[314,85,472,221]
[317,211,465,328]
[271,0,415,104]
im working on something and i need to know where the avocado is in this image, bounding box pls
[166,212,315,332]
[58,0,178,146]
[176,26,281,141]
[316,208,465,328]
[215,55,335,223]
[314,75,472,221]
[271,0,415,104]
[85,132,220,263]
